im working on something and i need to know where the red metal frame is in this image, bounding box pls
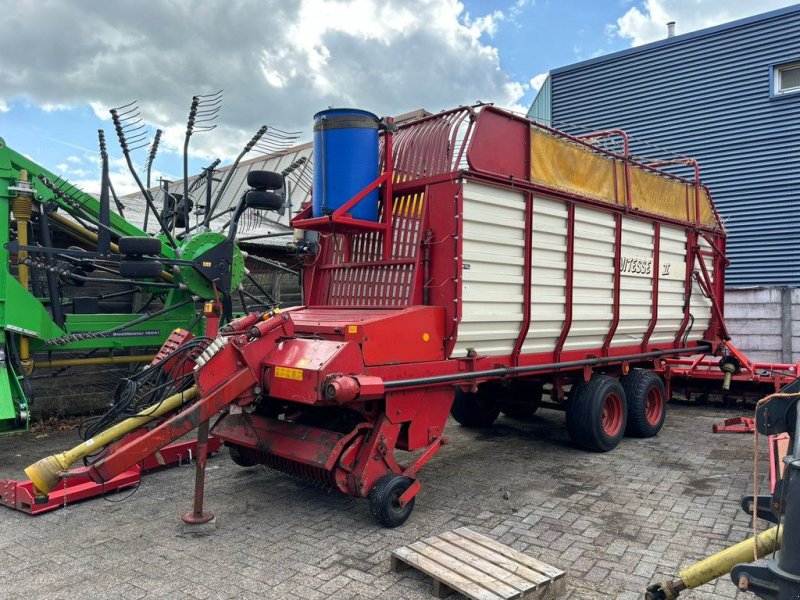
[655,340,799,395]
[0,436,221,515]
[712,417,755,433]
[31,104,765,526]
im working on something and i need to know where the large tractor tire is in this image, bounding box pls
[621,369,667,438]
[566,375,627,452]
[499,380,544,420]
[451,384,501,428]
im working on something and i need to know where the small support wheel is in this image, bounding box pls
[119,260,164,280]
[228,444,258,467]
[500,380,543,420]
[566,375,627,452]
[621,369,666,438]
[451,386,500,428]
[369,474,415,528]
[118,236,162,256]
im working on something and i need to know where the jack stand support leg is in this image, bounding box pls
[181,419,215,531]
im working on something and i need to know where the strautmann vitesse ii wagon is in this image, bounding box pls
[26,105,728,527]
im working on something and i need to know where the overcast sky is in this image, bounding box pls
[0,0,795,196]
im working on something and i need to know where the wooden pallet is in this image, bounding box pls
[391,527,566,600]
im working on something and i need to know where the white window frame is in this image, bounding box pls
[774,60,800,96]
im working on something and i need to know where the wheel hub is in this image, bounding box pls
[602,393,624,436]
[645,388,664,426]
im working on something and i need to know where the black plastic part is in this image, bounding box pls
[247,170,284,190]
[245,190,284,211]
[566,375,627,453]
[228,445,258,467]
[119,236,162,256]
[451,386,500,428]
[369,474,415,528]
[621,369,666,438]
[119,260,164,280]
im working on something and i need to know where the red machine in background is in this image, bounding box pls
[22,105,798,527]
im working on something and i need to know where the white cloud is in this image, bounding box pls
[66,155,82,164]
[0,99,8,112]
[464,10,505,38]
[0,0,528,163]
[610,0,797,46]
[529,72,548,92]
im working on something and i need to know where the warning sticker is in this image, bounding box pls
[275,366,303,381]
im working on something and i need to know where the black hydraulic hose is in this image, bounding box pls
[39,209,64,329]
[60,288,138,306]
[383,345,713,390]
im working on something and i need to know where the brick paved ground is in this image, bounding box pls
[0,402,763,599]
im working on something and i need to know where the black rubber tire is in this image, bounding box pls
[245,190,284,211]
[451,386,501,428]
[247,170,284,190]
[566,375,627,452]
[621,370,667,438]
[369,474,415,528]
[500,380,543,419]
[119,260,164,280]
[228,445,258,467]
[118,236,162,256]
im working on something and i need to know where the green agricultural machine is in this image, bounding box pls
[0,95,304,433]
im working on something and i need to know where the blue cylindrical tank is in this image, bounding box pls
[312,108,380,222]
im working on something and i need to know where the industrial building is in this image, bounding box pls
[529,4,800,363]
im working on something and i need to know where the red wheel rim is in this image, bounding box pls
[645,387,664,426]
[602,393,624,437]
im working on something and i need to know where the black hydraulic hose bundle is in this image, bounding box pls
[80,335,210,442]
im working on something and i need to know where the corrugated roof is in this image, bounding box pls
[120,109,433,246]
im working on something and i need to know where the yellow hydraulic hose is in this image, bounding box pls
[36,354,154,368]
[646,525,782,599]
[24,385,198,494]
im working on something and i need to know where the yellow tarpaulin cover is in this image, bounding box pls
[529,128,718,228]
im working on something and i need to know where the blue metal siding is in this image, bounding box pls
[527,74,552,124]
[548,9,800,286]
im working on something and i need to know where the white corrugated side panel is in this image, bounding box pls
[650,226,687,343]
[686,237,713,341]
[563,207,615,350]
[522,197,568,353]
[611,217,655,347]
[453,182,526,356]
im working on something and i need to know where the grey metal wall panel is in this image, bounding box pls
[527,75,552,124]
[545,7,800,286]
